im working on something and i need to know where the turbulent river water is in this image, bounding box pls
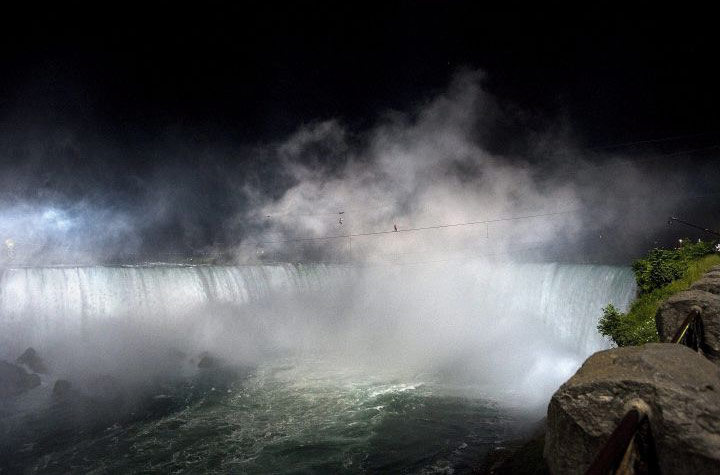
[0,262,636,473]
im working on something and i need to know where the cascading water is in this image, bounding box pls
[0,262,635,357]
[0,261,636,474]
[0,264,344,347]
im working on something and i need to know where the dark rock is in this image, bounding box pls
[690,276,720,295]
[197,352,219,369]
[655,290,720,362]
[16,347,48,374]
[0,360,41,397]
[52,379,72,398]
[545,344,720,475]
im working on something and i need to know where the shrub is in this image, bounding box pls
[599,240,719,347]
[597,302,661,347]
[632,249,684,294]
[631,240,716,294]
[597,304,626,345]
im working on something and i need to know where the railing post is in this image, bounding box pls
[671,306,702,344]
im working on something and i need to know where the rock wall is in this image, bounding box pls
[656,264,720,363]
[544,343,720,475]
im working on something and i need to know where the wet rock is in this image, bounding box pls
[52,379,72,398]
[545,344,720,475]
[193,353,251,394]
[0,360,41,397]
[197,352,220,369]
[16,347,48,374]
[655,290,720,362]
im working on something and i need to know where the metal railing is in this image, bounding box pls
[670,306,702,346]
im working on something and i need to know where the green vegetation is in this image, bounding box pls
[598,240,720,347]
[631,240,716,293]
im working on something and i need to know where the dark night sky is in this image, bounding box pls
[3,5,718,145]
[1,4,719,260]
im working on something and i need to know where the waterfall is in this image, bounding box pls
[0,262,635,365]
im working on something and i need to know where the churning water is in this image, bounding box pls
[0,262,635,473]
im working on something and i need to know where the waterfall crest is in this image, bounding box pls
[0,262,635,360]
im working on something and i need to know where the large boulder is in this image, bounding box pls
[545,344,720,475]
[655,290,720,362]
[52,379,72,398]
[0,360,41,397]
[16,347,48,374]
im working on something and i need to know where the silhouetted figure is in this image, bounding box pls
[394,224,398,232]
[339,217,344,225]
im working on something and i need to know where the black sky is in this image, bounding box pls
[2,5,718,146]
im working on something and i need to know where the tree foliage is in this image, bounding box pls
[597,304,625,344]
